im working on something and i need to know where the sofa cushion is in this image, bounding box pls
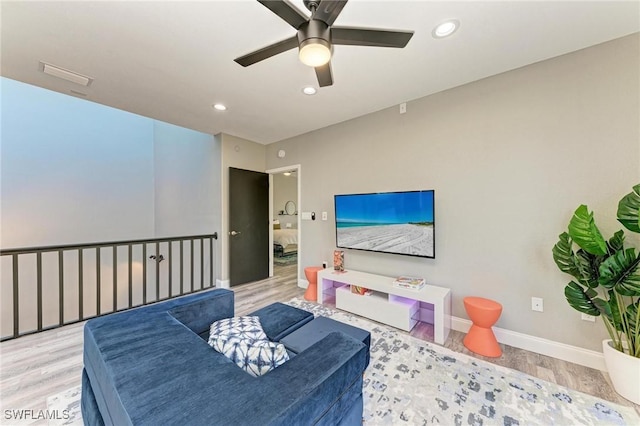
[210,336,290,376]
[168,290,235,337]
[208,316,268,343]
[280,316,371,368]
[249,303,314,341]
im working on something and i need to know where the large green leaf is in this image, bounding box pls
[552,233,582,280]
[574,249,601,288]
[617,184,640,233]
[568,205,607,256]
[592,297,610,319]
[599,248,640,296]
[607,230,625,253]
[564,281,599,315]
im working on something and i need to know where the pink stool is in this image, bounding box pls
[463,296,503,357]
[304,266,323,301]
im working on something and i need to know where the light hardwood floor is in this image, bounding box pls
[1,262,638,424]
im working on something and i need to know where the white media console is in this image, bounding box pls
[317,269,451,345]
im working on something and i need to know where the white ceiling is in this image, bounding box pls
[2,1,639,144]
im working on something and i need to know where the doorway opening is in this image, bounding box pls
[267,164,301,286]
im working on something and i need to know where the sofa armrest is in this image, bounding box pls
[265,332,367,425]
[167,289,234,336]
[207,331,368,425]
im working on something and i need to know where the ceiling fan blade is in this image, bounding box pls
[258,0,308,29]
[312,0,348,26]
[315,62,333,87]
[331,27,414,48]
[234,36,299,67]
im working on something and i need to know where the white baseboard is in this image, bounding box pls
[217,279,304,290]
[451,317,606,372]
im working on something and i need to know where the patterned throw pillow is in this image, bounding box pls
[208,316,289,376]
[210,337,289,377]
[208,316,268,343]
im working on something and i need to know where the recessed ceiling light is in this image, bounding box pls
[432,20,459,38]
[302,86,317,95]
[213,103,227,111]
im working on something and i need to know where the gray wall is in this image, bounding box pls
[265,34,640,352]
[1,77,155,247]
[153,120,219,238]
[0,78,219,335]
[218,133,266,283]
[1,78,218,249]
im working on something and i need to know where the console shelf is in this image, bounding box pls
[317,269,451,345]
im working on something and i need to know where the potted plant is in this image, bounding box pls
[552,184,640,404]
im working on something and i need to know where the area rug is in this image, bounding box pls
[48,299,640,425]
[286,299,639,426]
[46,386,82,425]
[273,252,297,265]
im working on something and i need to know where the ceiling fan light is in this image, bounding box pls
[298,39,331,67]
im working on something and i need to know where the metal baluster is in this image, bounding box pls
[97,248,101,316]
[168,242,173,297]
[113,246,117,312]
[190,239,194,293]
[78,249,83,321]
[142,244,147,304]
[210,237,214,287]
[58,250,64,326]
[155,242,160,300]
[13,254,19,337]
[200,238,204,290]
[128,244,132,308]
[180,241,184,295]
[37,252,43,331]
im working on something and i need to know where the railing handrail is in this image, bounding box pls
[1,232,218,341]
[0,232,218,255]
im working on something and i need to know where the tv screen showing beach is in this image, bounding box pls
[335,190,435,258]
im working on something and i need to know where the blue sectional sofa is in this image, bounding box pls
[81,289,369,425]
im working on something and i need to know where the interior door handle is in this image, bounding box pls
[229,230,241,236]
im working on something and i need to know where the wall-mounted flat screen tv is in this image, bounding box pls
[334,190,435,258]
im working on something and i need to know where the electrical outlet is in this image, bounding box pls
[322,211,328,221]
[581,313,596,322]
[531,297,544,312]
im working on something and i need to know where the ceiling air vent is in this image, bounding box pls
[39,61,93,86]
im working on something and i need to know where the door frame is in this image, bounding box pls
[266,164,302,287]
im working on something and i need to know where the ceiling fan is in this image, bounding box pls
[234,0,414,87]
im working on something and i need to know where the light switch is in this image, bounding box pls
[322,211,328,221]
[301,212,312,220]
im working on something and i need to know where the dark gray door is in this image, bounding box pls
[229,167,269,286]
